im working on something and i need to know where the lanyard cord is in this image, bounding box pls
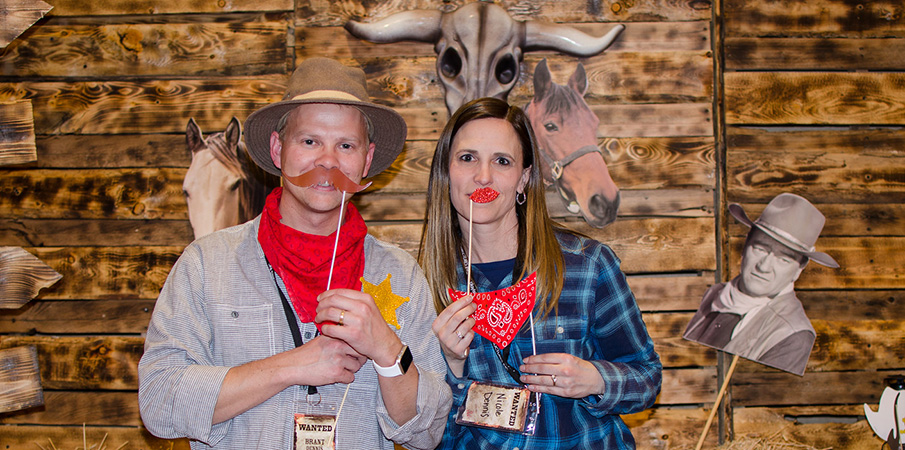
[267,262,318,396]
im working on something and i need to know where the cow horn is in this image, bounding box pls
[524,22,625,56]
[345,10,443,43]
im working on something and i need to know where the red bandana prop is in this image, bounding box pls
[470,187,499,203]
[449,272,537,348]
[258,187,366,329]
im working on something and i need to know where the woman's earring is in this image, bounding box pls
[516,192,527,205]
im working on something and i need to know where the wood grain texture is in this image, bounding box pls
[33,134,190,169]
[300,22,711,59]
[0,246,61,308]
[0,345,43,414]
[0,336,143,390]
[0,100,37,166]
[23,246,181,300]
[725,72,905,125]
[727,236,905,289]
[0,218,194,247]
[724,0,905,38]
[0,0,52,48]
[295,0,712,26]
[0,20,290,77]
[45,0,291,16]
[0,168,187,220]
[0,391,140,425]
[726,37,905,71]
[0,299,156,334]
[731,371,886,406]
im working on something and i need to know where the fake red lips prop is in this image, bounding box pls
[470,187,500,203]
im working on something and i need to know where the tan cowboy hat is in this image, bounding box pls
[244,57,407,178]
[729,193,839,268]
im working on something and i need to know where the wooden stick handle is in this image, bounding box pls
[695,354,740,450]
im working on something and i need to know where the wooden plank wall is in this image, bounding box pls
[720,0,905,446]
[0,0,894,448]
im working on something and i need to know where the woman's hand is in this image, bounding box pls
[519,353,605,399]
[431,294,477,378]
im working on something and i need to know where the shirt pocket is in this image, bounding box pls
[209,303,275,367]
[533,313,589,357]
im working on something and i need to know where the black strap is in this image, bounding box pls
[268,263,318,396]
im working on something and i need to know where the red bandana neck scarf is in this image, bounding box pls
[448,272,538,348]
[258,187,366,327]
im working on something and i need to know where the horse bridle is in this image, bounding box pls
[538,144,603,213]
[540,144,602,181]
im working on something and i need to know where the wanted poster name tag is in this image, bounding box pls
[294,414,336,450]
[456,382,533,433]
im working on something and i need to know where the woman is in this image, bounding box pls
[419,97,661,449]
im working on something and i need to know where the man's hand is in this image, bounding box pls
[291,335,367,386]
[315,288,402,367]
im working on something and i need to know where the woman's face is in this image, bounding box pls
[448,118,531,231]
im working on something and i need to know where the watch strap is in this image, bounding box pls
[374,344,412,378]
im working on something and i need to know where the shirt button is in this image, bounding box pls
[457,383,465,389]
[231,311,238,318]
[556,326,564,334]
[304,331,313,339]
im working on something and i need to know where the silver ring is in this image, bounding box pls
[338,310,345,326]
[551,374,557,386]
[456,330,464,339]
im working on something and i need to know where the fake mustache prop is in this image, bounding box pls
[284,166,371,193]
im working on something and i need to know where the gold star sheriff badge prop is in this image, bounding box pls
[362,274,409,329]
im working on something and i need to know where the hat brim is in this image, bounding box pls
[729,203,840,268]
[244,98,407,179]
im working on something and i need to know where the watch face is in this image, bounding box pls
[400,346,413,373]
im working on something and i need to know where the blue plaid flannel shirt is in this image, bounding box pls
[439,231,662,449]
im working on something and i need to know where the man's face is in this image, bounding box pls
[738,229,806,298]
[269,103,374,230]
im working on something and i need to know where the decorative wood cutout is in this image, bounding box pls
[0,100,37,166]
[0,0,52,49]
[0,246,62,309]
[0,345,44,414]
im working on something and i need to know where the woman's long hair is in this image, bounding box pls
[418,97,565,319]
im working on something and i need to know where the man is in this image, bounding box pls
[683,193,839,376]
[138,57,452,449]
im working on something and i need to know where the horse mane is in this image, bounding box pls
[203,132,278,223]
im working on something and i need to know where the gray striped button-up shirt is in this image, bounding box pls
[138,217,452,449]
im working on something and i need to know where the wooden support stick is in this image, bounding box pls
[695,354,740,450]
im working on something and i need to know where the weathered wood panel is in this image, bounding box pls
[726,37,905,71]
[0,336,142,391]
[0,0,52,48]
[728,203,905,238]
[0,346,43,414]
[724,0,905,38]
[0,219,193,247]
[1,425,188,450]
[45,0,292,16]
[0,246,61,308]
[23,246,181,300]
[727,236,905,289]
[0,169,186,220]
[33,134,189,168]
[0,299,155,334]
[798,290,904,321]
[0,20,290,77]
[0,391,141,425]
[0,100,37,166]
[295,0,711,27]
[731,371,886,406]
[725,72,905,125]
[0,80,713,137]
[299,22,711,59]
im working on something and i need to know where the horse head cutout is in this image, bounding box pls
[525,59,620,228]
[345,1,624,116]
[183,117,279,239]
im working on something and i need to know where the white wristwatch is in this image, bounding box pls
[373,344,413,378]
